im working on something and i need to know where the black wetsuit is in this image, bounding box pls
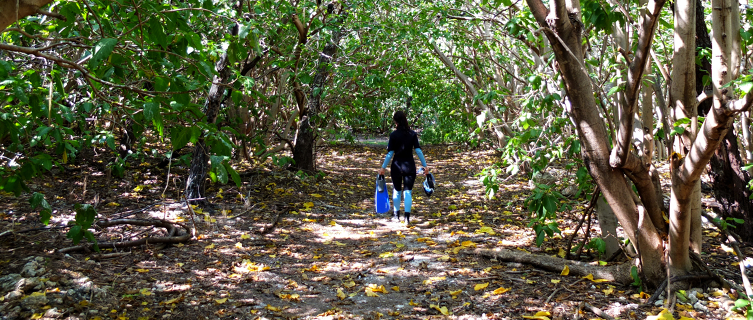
[387,129,421,191]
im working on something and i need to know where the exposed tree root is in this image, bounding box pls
[474,248,634,285]
[58,219,190,253]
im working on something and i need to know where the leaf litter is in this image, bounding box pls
[0,143,747,319]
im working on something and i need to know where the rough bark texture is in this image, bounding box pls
[709,129,753,241]
[185,47,232,205]
[0,0,53,33]
[292,12,345,173]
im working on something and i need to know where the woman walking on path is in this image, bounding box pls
[378,111,429,224]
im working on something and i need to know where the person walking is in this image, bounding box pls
[378,110,429,224]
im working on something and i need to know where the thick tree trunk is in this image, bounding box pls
[0,0,53,33]
[185,47,232,204]
[292,15,345,173]
[525,0,667,286]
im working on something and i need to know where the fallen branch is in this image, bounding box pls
[577,301,615,320]
[58,218,190,253]
[474,248,634,284]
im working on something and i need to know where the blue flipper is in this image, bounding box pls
[375,174,390,213]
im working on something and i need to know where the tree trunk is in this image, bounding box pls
[709,128,753,241]
[0,0,53,33]
[292,13,345,173]
[185,44,232,205]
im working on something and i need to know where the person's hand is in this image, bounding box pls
[378,168,385,176]
[423,166,430,175]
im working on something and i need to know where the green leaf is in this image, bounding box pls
[89,38,118,69]
[735,298,751,309]
[67,225,84,244]
[143,102,158,121]
[210,155,228,184]
[740,82,753,94]
[149,16,168,49]
[224,162,242,187]
[30,192,52,225]
[606,85,623,96]
[171,126,192,151]
[74,204,97,230]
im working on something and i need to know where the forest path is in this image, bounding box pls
[0,144,735,319]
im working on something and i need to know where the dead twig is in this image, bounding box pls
[58,219,190,253]
[577,301,615,320]
[565,187,600,260]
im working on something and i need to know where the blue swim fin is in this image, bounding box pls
[375,174,390,213]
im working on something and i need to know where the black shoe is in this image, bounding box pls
[404,212,410,224]
[392,211,401,221]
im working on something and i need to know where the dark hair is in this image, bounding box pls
[393,110,410,131]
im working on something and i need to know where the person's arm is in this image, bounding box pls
[415,148,427,167]
[379,151,394,175]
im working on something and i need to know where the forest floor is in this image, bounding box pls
[0,141,750,320]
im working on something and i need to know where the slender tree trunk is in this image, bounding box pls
[185,41,233,205]
[668,0,696,275]
[709,129,753,240]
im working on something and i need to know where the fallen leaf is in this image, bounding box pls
[603,286,614,295]
[522,311,551,320]
[135,269,149,273]
[139,288,152,296]
[560,265,570,276]
[492,287,511,295]
[215,298,227,304]
[337,289,346,300]
[240,234,251,239]
[646,308,675,320]
[392,286,400,292]
[265,304,281,312]
[343,280,356,288]
[430,304,450,315]
[409,299,418,306]
[205,243,215,249]
[474,283,489,291]
[551,279,561,284]
[582,274,609,283]
[476,226,496,235]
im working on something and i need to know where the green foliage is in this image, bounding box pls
[630,265,643,292]
[67,204,99,252]
[525,183,568,246]
[29,192,52,225]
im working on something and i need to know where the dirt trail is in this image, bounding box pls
[0,144,739,319]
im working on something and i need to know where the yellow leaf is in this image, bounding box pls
[329,220,337,226]
[409,299,418,306]
[557,248,566,258]
[235,242,243,249]
[430,304,450,315]
[551,279,561,284]
[476,226,496,235]
[603,286,614,295]
[582,274,609,283]
[106,202,120,207]
[392,286,400,292]
[139,288,152,296]
[311,194,323,198]
[522,311,552,320]
[449,205,457,210]
[492,287,511,295]
[461,240,477,248]
[449,289,462,296]
[646,308,675,320]
[337,289,346,300]
[31,313,44,319]
[395,243,405,248]
[79,300,90,307]
[474,283,489,291]
[304,265,320,272]
[343,281,356,288]
[205,243,215,249]
[303,202,314,209]
[135,269,149,273]
[265,304,281,312]
[334,241,346,246]
[379,252,394,258]
[561,265,570,276]
[241,234,251,239]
